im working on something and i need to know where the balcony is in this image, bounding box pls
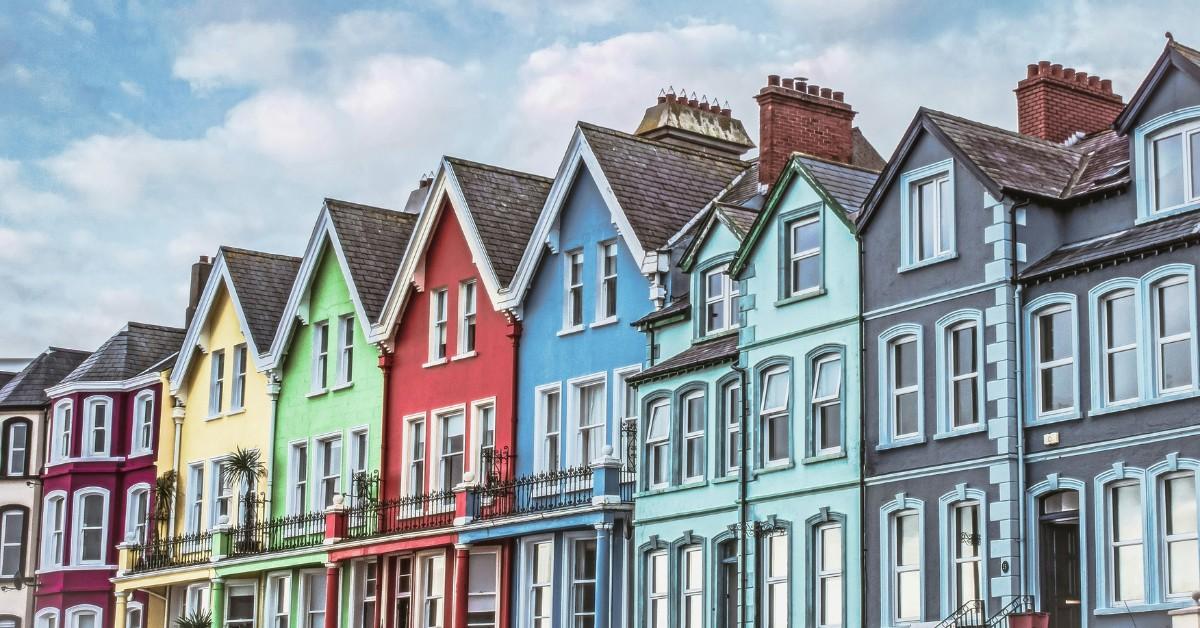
[226,497,326,559]
[344,489,457,539]
[124,530,212,574]
[465,446,635,524]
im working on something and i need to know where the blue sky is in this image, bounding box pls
[2,0,1197,357]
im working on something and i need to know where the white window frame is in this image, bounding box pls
[1100,289,1140,406]
[65,605,102,628]
[209,348,225,416]
[457,281,477,357]
[312,321,330,392]
[811,353,843,456]
[82,396,112,458]
[702,264,739,336]
[890,509,923,624]
[266,572,291,628]
[125,602,144,628]
[1147,119,1200,214]
[471,400,496,482]
[596,240,618,323]
[1106,479,1146,605]
[1159,470,1200,599]
[815,522,843,628]
[945,321,980,430]
[429,288,449,363]
[568,373,607,467]
[466,548,500,628]
[431,407,466,493]
[2,417,29,476]
[522,537,554,628]
[230,344,247,411]
[352,558,380,628]
[762,531,789,628]
[185,462,204,533]
[52,399,72,462]
[614,365,641,468]
[185,582,210,614]
[1033,303,1077,420]
[417,551,447,628]
[534,385,561,474]
[646,549,668,628]
[71,488,110,566]
[131,390,155,456]
[721,379,742,476]
[335,314,355,386]
[349,427,369,487]
[124,483,151,545]
[0,507,24,579]
[299,568,327,628]
[564,249,585,331]
[42,491,66,568]
[899,159,956,269]
[680,390,705,483]
[567,533,598,628]
[223,580,258,628]
[288,441,309,516]
[1151,275,1194,395]
[888,334,921,442]
[680,545,704,628]
[35,609,60,628]
[403,414,427,496]
[950,502,983,610]
[787,215,822,297]
[759,365,791,467]
[314,435,343,510]
[210,458,235,527]
[645,398,670,489]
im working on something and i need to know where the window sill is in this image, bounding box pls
[225,408,246,418]
[775,288,825,307]
[933,424,987,440]
[802,451,845,464]
[557,326,585,337]
[1094,601,1192,615]
[898,252,958,273]
[450,351,477,362]
[1024,410,1082,427]
[694,328,739,345]
[422,358,449,369]
[875,437,926,451]
[754,461,794,477]
[1135,201,1200,225]
[204,413,224,421]
[330,382,354,392]
[1090,388,1200,417]
[127,450,154,459]
[589,317,618,329]
[712,474,739,484]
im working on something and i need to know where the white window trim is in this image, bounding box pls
[644,398,671,489]
[880,495,925,627]
[287,440,309,516]
[565,531,598,628]
[701,264,739,337]
[762,530,790,628]
[230,344,247,411]
[223,579,258,628]
[185,462,204,534]
[208,349,226,417]
[428,288,450,365]
[1157,468,1200,600]
[680,390,705,483]
[937,491,988,616]
[787,215,822,297]
[456,281,478,358]
[1032,301,1079,422]
[429,405,467,493]
[35,608,61,628]
[298,568,328,628]
[466,547,500,628]
[534,384,562,474]
[335,314,355,387]
[82,395,113,458]
[312,320,330,392]
[41,490,67,568]
[1151,275,1195,396]
[815,522,843,628]
[811,353,844,456]
[470,398,497,481]
[595,240,619,324]
[265,572,291,628]
[402,413,428,497]
[65,605,103,628]
[131,390,156,456]
[567,372,607,467]
[680,544,704,628]
[51,399,73,462]
[349,426,370,485]
[70,488,110,566]
[1146,119,1200,215]
[124,483,151,545]
[646,548,668,628]
[209,457,236,528]
[125,600,144,628]
[185,582,211,614]
[1100,288,1141,406]
[759,364,791,467]
[614,365,641,468]
[519,535,555,628]
[878,324,925,448]
[563,249,585,333]
[313,433,344,511]
[898,158,956,270]
[416,550,447,628]
[721,379,742,476]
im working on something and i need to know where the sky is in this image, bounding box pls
[1,0,1198,357]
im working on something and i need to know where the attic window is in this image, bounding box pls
[1149,121,1200,213]
[898,159,956,270]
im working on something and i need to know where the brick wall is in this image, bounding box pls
[755,76,856,187]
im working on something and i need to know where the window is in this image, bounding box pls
[395,558,413,628]
[65,608,100,628]
[126,605,143,628]
[762,532,788,628]
[1035,304,1076,417]
[616,367,640,469]
[458,282,477,355]
[186,583,210,614]
[212,461,234,526]
[474,404,496,481]
[336,315,354,385]
[573,379,605,466]
[186,463,204,533]
[1148,121,1200,213]
[760,365,790,466]
[0,508,25,578]
[598,241,618,321]
[1101,290,1139,404]
[717,540,738,627]
[83,397,110,457]
[429,289,449,361]
[815,523,843,628]
[358,561,378,627]
[439,412,465,490]
[787,215,821,296]
[565,250,584,330]
[537,387,561,473]
[905,166,954,265]
[721,380,742,476]
[267,574,290,628]
[73,490,107,565]
[317,437,343,509]
[350,429,369,486]
[35,610,60,628]
[290,443,308,515]
[645,399,670,488]
[2,418,31,476]
[646,550,668,628]
[702,265,739,336]
[420,554,446,628]
[811,354,842,455]
[468,551,499,628]
[1161,472,1199,597]
[132,393,154,455]
[681,391,705,482]
[209,349,225,415]
[1152,276,1193,394]
[125,486,150,545]
[951,503,982,608]
[225,583,256,628]
[52,401,72,461]
[681,546,703,628]
[946,322,979,429]
[408,418,426,495]
[570,539,597,628]
[301,570,327,628]
[42,494,65,567]
[889,335,920,440]
[312,321,329,390]
[1108,480,1145,603]
[227,345,246,411]
[530,541,553,628]
[891,510,921,623]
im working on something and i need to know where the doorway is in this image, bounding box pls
[1039,490,1081,628]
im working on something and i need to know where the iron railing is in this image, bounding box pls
[127,530,212,574]
[346,489,455,539]
[619,420,637,501]
[470,464,594,521]
[936,600,987,628]
[986,596,1033,628]
[227,509,326,558]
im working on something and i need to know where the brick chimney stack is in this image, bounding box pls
[185,255,213,327]
[755,74,856,187]
[1016,61,1124,143]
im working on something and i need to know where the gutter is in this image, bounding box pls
[1009,198,1032,603]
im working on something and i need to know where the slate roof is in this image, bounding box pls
[719,162,762,208]
[580,122,752,250]
[325,198,419,322]
[0,347,90,408]
[1022,210,1200,282]
[631,297,691,329]
[717,204,760,238]
[627,334,738,385]
[0,372,14,389]
[221,247,301,353]
[1065,130,1131,197]
[851,128,888,172]
[795,154,880,218]
[445,157,553,288]
[60,322,185,384]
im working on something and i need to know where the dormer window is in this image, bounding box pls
[702,265,739,336]
[1149,121,1200,213]
[899,159,955,270]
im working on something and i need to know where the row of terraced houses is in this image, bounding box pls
[4,37,1200,628]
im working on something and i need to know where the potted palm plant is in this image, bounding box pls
[175,610,211,628]
[144,470,176,567]
[220,446,266,552]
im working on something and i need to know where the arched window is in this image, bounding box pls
[64,605,101,628]
[878,324,924,447]
[51,400,72,461]
[644,397,670,489]
[34,609,59,628]
[935,311,985,436]
[125,484,151,545]
[82,396,112,458]
[1025,294,1079,423]
[1,417,32,477]
[71,488,109,566]
[758,361,792,467]
[1098,288,1140,405]
[41,492,66,568]
[1094,465,1149,608]
[1149,274,1196,395]
[806,347,845,457]
[679,544,704,628]
[880,495,925,625]
[678,387,706,483]
[0,614,20,628]
[1158,469,1199,598]
[131,390,155,456]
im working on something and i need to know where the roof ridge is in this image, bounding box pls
[324,197,400,215]
[1170,38,1200,59]
[220,245,301,262]
[921,107,1083,155]
[444,156,553,183]
[792,151,883,174]
[46,346,91,355]
[126,321,186,333]
[577,121,751,167]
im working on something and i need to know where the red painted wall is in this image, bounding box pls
[384,201,519,499]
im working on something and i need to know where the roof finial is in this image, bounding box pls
[1166,31,1175,42]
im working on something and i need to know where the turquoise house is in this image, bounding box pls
[630,153,879,628]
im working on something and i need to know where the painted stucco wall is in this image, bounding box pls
[0,407,44,621]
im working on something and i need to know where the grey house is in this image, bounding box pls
[857,36,1200,628]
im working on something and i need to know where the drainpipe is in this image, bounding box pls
[857,231,869,622]
[730,362,751,628]
[378,345,394,500]
[1009,198,1031,601]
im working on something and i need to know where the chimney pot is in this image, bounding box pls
[657,94,667,104]
[688,96,698,107]
[1016,60,1124,142]
[796,80,807,91]
[819,87,833,99]
[807,84,820,96]
[767,74,780,87]
[1027,63,1039,78]
[1088,75,1100,88]
[720,107,731,116]
[1038,60,1051,74]
[1063,68,1076,80]
[1050,63,1063,77]
[782,77,795,89]
[832,91,844,102]
[666,92,677,103]
[1075,71,1088,84]
[710,102,721,113]
[1101,78,1113,93]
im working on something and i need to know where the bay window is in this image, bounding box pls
[537,387,560,473]
[231,344,247,410]
[84,397,110,457]
[74,490,107,565]
[126,486,149,545]
[301,571,327,628]
[43,494,65,567]
[53,401,72,461]
[132,392,154,455]
[290,443,308,514]
[318,437,343,508]
[225,583,256,628]
[468,551,498,628]
[336,315,354,385]
[573,379,605,466]
[267,574,290,628]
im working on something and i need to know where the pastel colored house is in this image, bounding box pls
[0,347,89,625]
[34,323,183,628]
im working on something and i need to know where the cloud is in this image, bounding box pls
[119,80,144,99]
[45,0,94,34]
[173,21,300,91]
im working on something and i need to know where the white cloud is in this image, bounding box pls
[119,80,144,99]
[173,21,300,91]
[45,0,94,34]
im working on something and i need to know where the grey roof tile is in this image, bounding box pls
[325,198,419,322]
[61,322,184,384]
[627,334,738,385]
[222,247,301,352]
[0,372,14,389]
[0,347,91,408]
[631,297,691,328]
[446,157,553,288]
[1022,210,1200,281]
[795,154,880,217]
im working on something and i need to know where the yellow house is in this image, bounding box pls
[113,247,300,628]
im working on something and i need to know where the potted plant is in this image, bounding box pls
[175,610,211,628]
[142,471,176,567]
[220,446,266,551]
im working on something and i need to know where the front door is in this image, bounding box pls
[1040,520,1081,628]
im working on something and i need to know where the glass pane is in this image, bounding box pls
[1169,539,1200,594]
[768,415,788,461]
[897,514,918,566]
[1167,474,1198,535]
[895,392,918,436]
[1105,293,1136,349]
[956,506,979,559]
[1155,133,1185,210]
[684,595,702,628]
[686,395,704,432]
[770,582,788,627]
[652,554,667,592]
[918,181,937,259]
[685,549,702,588]
[953,379,977,427]
[762,369,789,411]
[707,302,725,332]
[819,404,841,451]
[1108,349,1138,402]
[820,576,842,625]
[794,256,820,293]
[1192,132,1200,200]
[958,561,980,604]
[894,340,916,388]
[1113,483,1142,540]
[952,326,976,376]
[897,571,920,620]
[814,358,841,399]
[651,599,667,628]
[938,178,953,253]
[1162,339,1193,391]
[769,534,788,578]
[1041,364,1074,413]
[1159,282,1190,338]
[469,553,497,594]
[686,441,703,477]
[1114,544,1144,601]
[821,526,842,571]
[574,540,596,580]
[792,220,820,254]
[647,403,669,439]
[534,543,552,582]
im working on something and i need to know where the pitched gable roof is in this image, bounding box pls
[0,372,14,390]
[795,154,880,221]
[0,347,90,408]
[1021,208,1200,282]
[222,247,302,353]
[325,198,418,322]
[59,322,184,384]
[1116,38,1200,133]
